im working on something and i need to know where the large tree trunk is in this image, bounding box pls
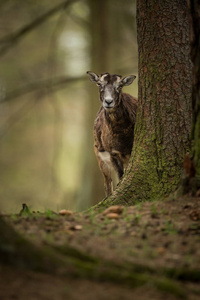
[101,0,192,206]
[184,0,200,193]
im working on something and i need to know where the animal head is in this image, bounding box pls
[87,71,136,110]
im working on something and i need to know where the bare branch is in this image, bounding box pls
[0,0,80,57]
[1,75,86,103]
[0,74,86,137]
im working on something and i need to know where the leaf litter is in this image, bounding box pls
[1,195,200,300]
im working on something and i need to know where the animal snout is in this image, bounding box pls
[105,98,113,105]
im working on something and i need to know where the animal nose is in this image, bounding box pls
[105,98,113,104]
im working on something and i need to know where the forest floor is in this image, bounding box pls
[0,195,200,300]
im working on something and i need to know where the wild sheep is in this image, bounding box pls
[87,71,137,196]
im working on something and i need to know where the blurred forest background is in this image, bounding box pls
[0,0,138,213]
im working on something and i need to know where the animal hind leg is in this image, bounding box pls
[100,160,113,196]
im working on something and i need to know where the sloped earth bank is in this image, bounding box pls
[1,195,200,300]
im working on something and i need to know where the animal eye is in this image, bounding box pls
[97,84,104,92]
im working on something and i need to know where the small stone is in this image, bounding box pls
[59,209,73,216]
[103,205,124,215]
[106,213,119,219]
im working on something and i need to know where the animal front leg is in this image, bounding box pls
[111,156,124,180]
[94,147,113,196]
[99,160,113,196]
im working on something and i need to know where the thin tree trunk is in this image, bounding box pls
[102,0,192,206]
[78,0,110,209]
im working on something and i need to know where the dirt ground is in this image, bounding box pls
[1,195,200,300]
[0,264,181,300]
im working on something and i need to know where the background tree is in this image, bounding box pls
[77,0,109,208]
[0,0,137,213]
[101,0,192,207]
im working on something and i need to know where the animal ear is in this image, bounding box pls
[121,75,136,86]
[86,71,99,83]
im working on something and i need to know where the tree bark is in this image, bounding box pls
[184,0,200,194]
[101,0,192,206]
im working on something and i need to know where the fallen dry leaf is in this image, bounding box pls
[69,224,83,231]
[106,213,120,219]
[59,209,73,216]
[103,205,124,216]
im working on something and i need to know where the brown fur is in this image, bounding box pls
[94,92,137,196]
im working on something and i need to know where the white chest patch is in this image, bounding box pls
[98,151,112,167]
